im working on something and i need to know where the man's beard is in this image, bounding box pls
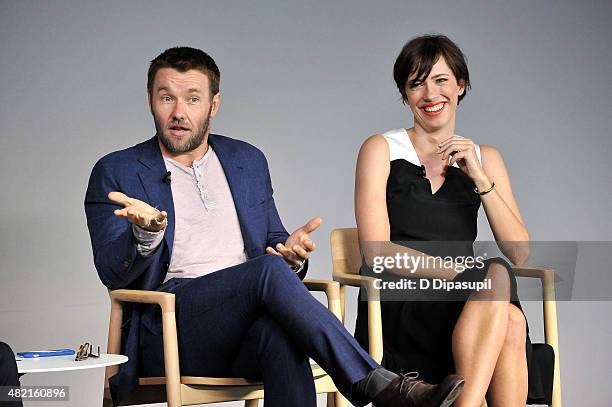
[156,106,212,154]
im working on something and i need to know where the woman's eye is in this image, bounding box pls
[409,82,424,89]
[436,78,448,83]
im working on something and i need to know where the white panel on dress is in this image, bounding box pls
[382,128,420,165]
[382,128,481,167]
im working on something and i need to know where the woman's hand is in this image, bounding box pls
[437,135,491,189]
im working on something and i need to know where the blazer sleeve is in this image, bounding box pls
[84,159,161,290]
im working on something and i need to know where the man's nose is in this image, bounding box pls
[171,100,186,120]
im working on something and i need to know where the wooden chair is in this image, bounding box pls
[330,227,562,407]
[104,280,348,406]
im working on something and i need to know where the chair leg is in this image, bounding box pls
[244,399,259,407]
[339,284,346,323]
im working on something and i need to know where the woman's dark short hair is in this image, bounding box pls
[393,34,470,104]
[147,46,220,97]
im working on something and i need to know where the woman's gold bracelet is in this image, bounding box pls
[474,182,495,195]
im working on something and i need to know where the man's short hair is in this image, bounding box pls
[393,34,471,104]
[147,46,220,97]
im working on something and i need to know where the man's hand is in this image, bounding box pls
[266,217,322,268]
[108,191,168,232]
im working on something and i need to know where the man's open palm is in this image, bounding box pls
[108,191,167,232]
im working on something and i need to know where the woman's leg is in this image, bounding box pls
[485,304,528,407]
[451,262,511,407]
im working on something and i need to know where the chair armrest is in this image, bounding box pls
[512,265,556,301]
[303,279,340,297]
[303,279,342,321]
[331,273,383,363]
[512,264,554,280]
[332,272,380,301]
[108,289,176,357]
[110,289,175,311]
[106,289,181,402]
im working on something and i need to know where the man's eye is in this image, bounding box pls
[189,96,200,104]
[161,96,172,103]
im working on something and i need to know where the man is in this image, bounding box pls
[85,46,464,407]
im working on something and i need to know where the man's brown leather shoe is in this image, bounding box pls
[372,372,465,407]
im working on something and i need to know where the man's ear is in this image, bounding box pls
[147,92,153,114]
[210,92,222,117]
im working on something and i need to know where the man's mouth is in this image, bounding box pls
[420,102,446,116]
[168,125,191,136]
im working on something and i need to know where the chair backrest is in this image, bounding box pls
[330,228,362,276]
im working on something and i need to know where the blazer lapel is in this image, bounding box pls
[137,137,176,258]
[208,134,256,255]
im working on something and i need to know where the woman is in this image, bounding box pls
[354,35,552,406]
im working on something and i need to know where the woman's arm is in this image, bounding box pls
[355,135,391,245]
[479,145,530,264]
[355,135,457,279]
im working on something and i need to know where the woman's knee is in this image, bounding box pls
[485,262,511,299]
[504,305,527,349]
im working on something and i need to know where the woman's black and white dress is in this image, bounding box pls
[354,128,554,404]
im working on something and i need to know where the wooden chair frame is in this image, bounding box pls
[104,279,348,406]
[330,227,562,407]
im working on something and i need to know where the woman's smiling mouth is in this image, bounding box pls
[420,102,446,116]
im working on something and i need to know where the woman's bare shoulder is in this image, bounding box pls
[359,134,389,157]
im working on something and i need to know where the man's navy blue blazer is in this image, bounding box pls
[84,134,307,404]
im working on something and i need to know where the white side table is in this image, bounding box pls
[17,353,127,373]
[16,354,128,406]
